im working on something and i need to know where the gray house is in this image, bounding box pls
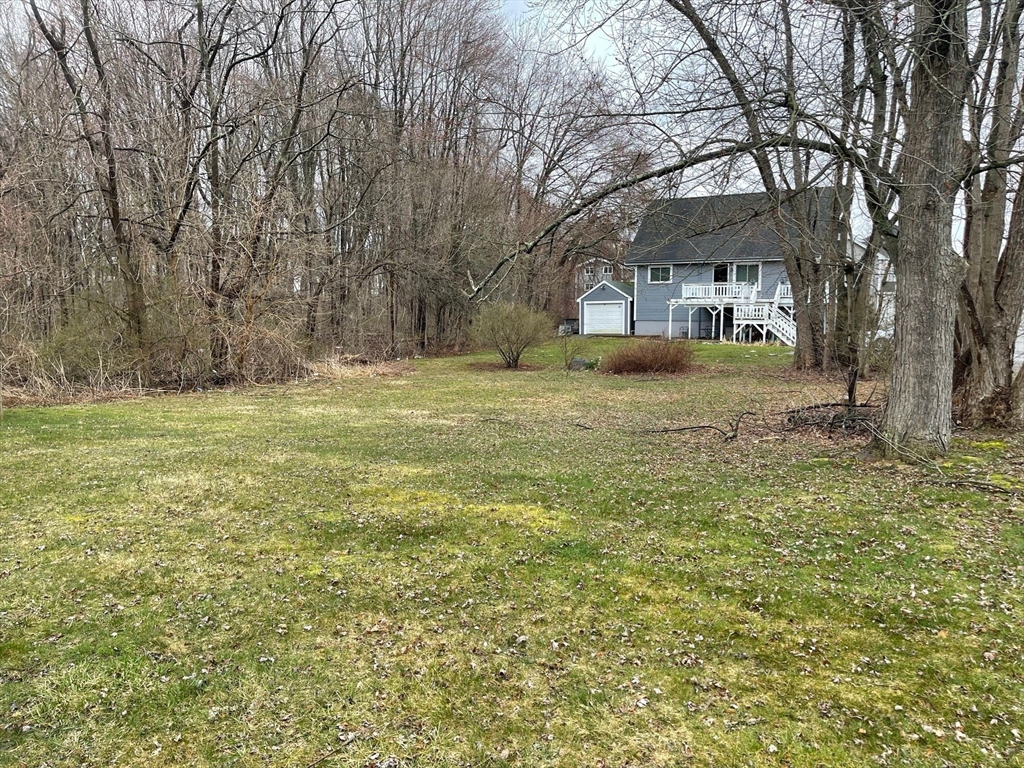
[578,190,837,343]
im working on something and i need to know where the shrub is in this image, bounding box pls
[471,303,553,369]
[602,338,694,374]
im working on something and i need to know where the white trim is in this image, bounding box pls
[577,279,633,302]
[632,266,638,322]
[581,300,628,335]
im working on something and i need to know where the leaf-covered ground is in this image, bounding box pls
[1,341,1022,767]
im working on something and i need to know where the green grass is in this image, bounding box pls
[1,341,1022,767]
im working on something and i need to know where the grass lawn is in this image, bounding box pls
[1,340,1022,767]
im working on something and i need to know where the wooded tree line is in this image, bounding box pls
[3,0,1024,457]
[0,0,644,386]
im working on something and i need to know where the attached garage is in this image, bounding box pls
[577,280,633,336]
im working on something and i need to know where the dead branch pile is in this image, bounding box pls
[782,402,880,435]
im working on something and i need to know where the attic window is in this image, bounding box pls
[649,266,671,283]
[601,265,614,279]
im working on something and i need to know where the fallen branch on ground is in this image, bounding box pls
[782,403,878,435]
[926,479,1024,496]
[645,411,754,441]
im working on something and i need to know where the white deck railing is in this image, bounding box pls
[735,304,771,321]
[678,282,757,302]
[733,304,797,345]
[672,282,793,305]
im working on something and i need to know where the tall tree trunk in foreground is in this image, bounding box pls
[877,0,969,456]
[955,0,1024,425]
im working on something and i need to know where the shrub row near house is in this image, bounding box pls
[602,338,694,374]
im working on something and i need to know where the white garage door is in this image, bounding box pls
[584,301,625,335]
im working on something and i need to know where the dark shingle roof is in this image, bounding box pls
[625,189,838,266]
[607,280,634,298]
[579,279,634,301]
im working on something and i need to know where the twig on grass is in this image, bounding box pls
[481,417,517,425]
[645,411,754,441]
[646,424,730,436]
[303,747,341,768]
[777,402,879,415]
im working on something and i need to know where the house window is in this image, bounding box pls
[713,263,729,283]
[601,265,614,280]
[583,265,596,290]
[649,265,671,283]
[734,263,760,287]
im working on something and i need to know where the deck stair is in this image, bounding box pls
[667,281,796,344]
[734,304,796,345]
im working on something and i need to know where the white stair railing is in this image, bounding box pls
[768,306,797,345]
[733,304,797,345]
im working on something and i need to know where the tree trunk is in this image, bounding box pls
[955,0,1024,425]
[876,0,968,457]
[790,270,825,369]
[957,186,1024,424]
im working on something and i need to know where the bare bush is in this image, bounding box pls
[603,338,694,375]
[471,303,553,369]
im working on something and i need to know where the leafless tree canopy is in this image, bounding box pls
[4,0,1024,454]
[0,0,645,386]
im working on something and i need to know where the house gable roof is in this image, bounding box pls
[625,189,838,266]
[577,279,634,302]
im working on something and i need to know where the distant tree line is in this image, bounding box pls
[5,0,1024,458]
[0,0,645,386]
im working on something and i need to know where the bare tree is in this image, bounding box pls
[29,0,151,380]
[955,0,1024,425]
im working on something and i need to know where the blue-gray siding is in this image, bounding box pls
[631,261,788,337]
